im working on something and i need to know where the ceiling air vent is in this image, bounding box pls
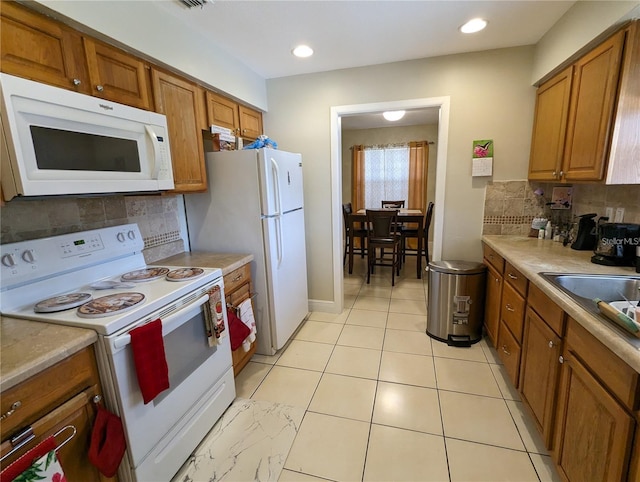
[177,0,211,9]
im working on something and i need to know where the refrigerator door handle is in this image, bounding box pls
[275,214,283,266]
[270,157,282,216]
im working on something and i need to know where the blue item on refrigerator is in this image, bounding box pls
[243,135,278,150]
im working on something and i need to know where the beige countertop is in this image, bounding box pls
[158,252,254,276]
[1,251,253,393]
[0,316,97,392]
[482,235,640,372]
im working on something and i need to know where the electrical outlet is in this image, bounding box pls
[605,207,614,220]
[614,207,625,223]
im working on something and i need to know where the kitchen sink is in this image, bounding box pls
[540,273,640,341]
[540,273,640,306]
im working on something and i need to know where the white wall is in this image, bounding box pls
[34,0,268,110]
[265,46,537,303]
[532,1,640,83]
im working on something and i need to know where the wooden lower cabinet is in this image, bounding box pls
[0,346,113,481]
[519,306,562,448]
[223,263,256,376]
[497,321,521,386]
[553,319,636,482]
[483,263,502,346]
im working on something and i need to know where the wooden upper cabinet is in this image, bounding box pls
[0,2,89,92]
[238,104,263,140]
[206,91,263,140]
[206,91,239,133]
[529,25,635,183]
[528,67,572,181]
[152,68,208,193]
[83,37,152,110]
[563,29,625,182]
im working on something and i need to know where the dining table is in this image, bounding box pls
[347,208,425,279]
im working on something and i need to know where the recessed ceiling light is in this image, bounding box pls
[292,45,313,58]
[460,18,488,34]
[383,110,405,121]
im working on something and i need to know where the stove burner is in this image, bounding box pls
[34,292,93,313]
[166,268,205,282]
[121,267,170,283]
[77,292,145,318]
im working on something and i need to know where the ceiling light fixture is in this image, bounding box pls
[383,110,405,121]
[292,45,314,58]
[460,18,488,34]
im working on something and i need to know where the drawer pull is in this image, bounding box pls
[548,340,555,348]
[1,401,21,420]
[502,345,511,356]
[231,273,244,282]
[505,304,515,312]
[508,273,518,280]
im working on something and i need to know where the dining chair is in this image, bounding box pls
[401,202,434,264]
[381,200,405,209]
[342,202,367,265]
[365,209,402,286]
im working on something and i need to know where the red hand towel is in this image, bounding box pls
[88,404,126,478]
[228,308,251,351]
[129,319,169,404]
[1,435,57,481]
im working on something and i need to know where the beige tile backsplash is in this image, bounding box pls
[0,194,185,262]
[483,181,640,236]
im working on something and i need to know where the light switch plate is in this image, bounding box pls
[614,207,625,223]
[605,207,614,220]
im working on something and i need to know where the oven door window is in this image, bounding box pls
[152,309,216,405]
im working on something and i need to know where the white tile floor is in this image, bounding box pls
[230,257,562,481]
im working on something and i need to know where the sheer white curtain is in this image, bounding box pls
[363,145,410,208]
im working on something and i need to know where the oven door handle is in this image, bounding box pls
[113,293,211,349]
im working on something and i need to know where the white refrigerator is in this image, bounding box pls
[185,148,309,355]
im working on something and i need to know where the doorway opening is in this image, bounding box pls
[330,97,450,313]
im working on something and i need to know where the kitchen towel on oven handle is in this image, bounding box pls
[129,318,170,404]
[205,285,226,346]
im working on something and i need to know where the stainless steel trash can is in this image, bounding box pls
[427,260,487,346]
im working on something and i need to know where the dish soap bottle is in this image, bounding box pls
[545,221,552,240]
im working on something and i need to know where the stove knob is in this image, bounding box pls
[127,230,136,240]
[1,253,16,268]
[21,249,36,264]
[117,232,126,243]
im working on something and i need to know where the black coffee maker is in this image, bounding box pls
[591,222,640,266]
[571,213,597,250]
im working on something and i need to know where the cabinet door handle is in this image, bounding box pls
[508,273,518,280]
[552,170,557,178]
[72,78,81,86]
[548,340,555,348]
[505,304,515,312]
[502,345,511,356]
[559,170,564,178]
[559,355,564,364]
[96,85,104,92]
[0,401,22,420]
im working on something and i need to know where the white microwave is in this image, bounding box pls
[0,73,174,200]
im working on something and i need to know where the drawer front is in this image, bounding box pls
[1,347,99,441]
[501,281,526,342]
[498,321,522,387]
[223,264,251,296]
[482,243,505,273]
[226,281,251,310]
[528,283,565,337]
[504,262,528,297]
[565,317,639,411]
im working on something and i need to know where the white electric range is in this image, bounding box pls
[0,224,236,482]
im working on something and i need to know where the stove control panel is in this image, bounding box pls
[0,224,144,289]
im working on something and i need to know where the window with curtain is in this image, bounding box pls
[351,141,429,213]
[363,145,409,209]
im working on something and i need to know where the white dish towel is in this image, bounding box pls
[238,298,257,352]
